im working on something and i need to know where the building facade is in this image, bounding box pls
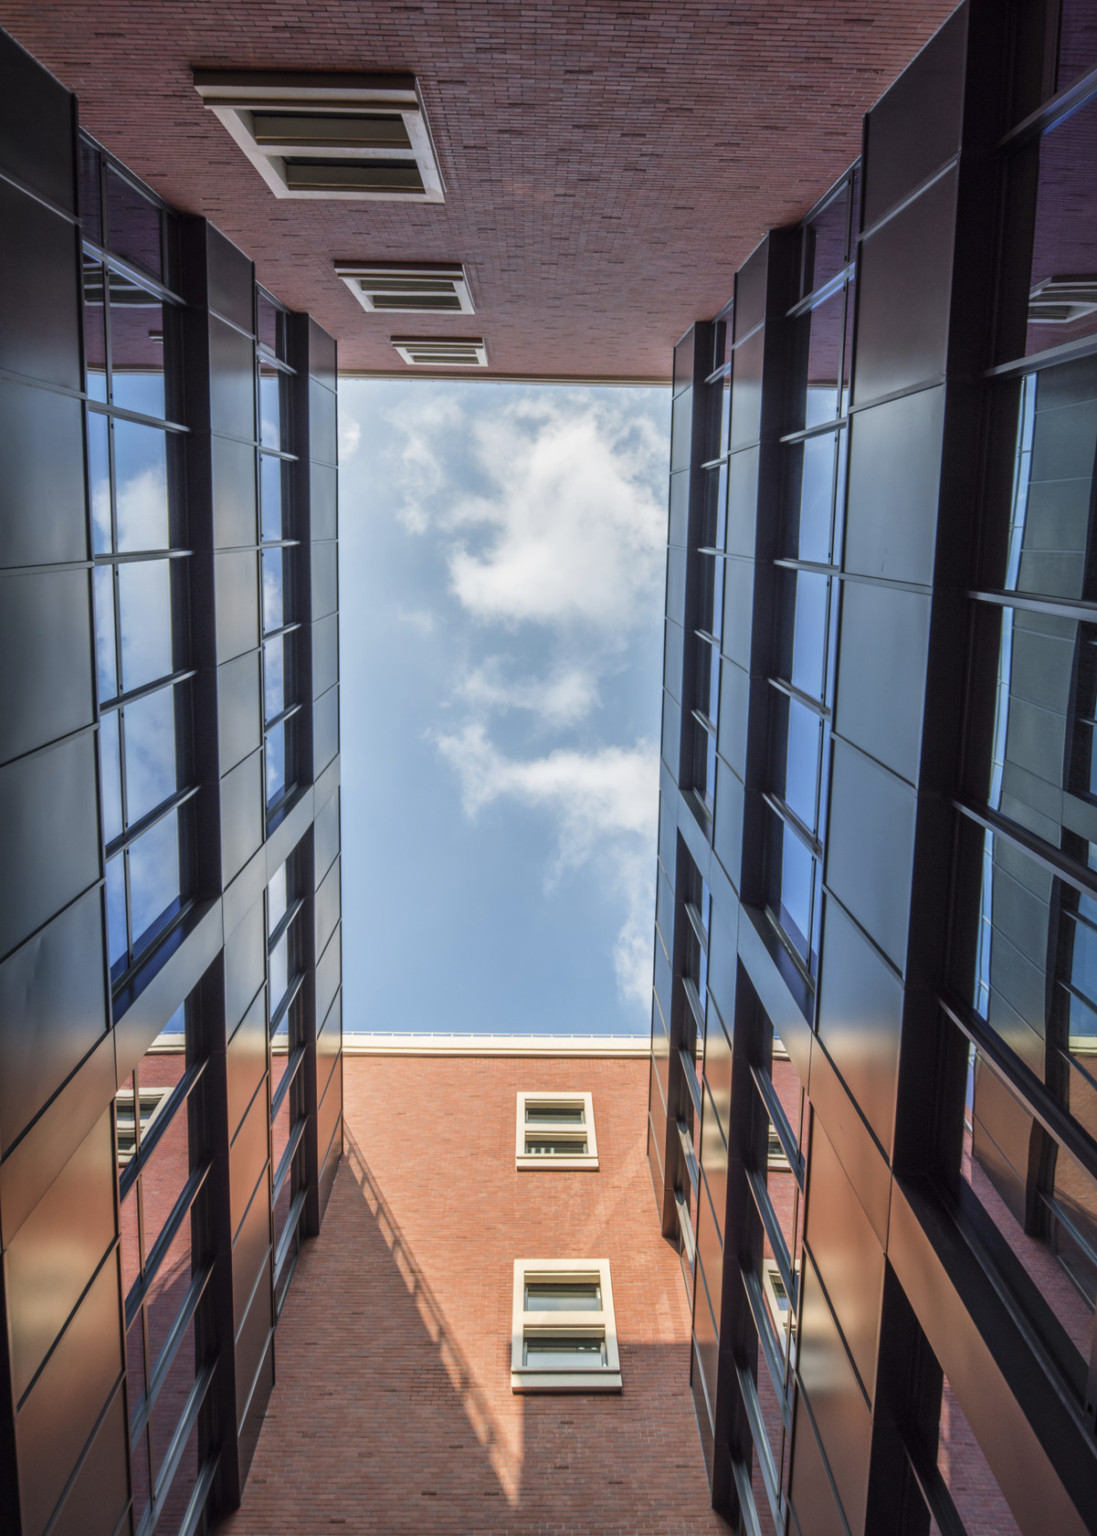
[0,31,343,1536]
[649,2,1097,1533]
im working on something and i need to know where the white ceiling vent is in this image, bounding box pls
[1028,275,1097,325]
[391,336,488,368]
[335,262,474,315]
[193,71,443,202]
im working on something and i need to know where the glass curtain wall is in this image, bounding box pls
[266,853,309,1314]
[936,26,1097,1498]
[81,136,196,1000]
[116,998,216,1535]
[764,168,858,992]
[256,290,302,825]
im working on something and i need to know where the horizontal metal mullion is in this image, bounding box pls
[270,1045,307,1119]
[268,895,305,952]
[784,266,850,320]
[274,1187,309,1279]
[953,796,1097,901]
[761,791,822,860]
[136,1360,215,1536]
[269,970,306,1035]
[106,782,199,861]
[130,1261,212,1440]
[81,243,185,308]
[740,1263,793,1423]
[969,586,1097,624]
[85,399,189,435]
[100,667,195,714]
[119,1061,206,1201]
[940,992,1097,1188]
[273,1117,307,1200]
[778,416,850,447]
[750,1065,805,1189]
[766,675,831,720]
[265,701,304,734]
[997,66,1097,151]
[745,1166,795,1303]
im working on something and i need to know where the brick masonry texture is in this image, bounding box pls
[1,0,954,380]
[220,1053,729,1534]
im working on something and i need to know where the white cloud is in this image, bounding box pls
[434,723,658,1007]
[397,607,438,638]
[445,396,666,632]
[338,410,361,460]
[387,394,462,533]
[457,660,600,728]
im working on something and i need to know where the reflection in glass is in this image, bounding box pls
[99,713,123,845]
[87,410,112,553]
[128,809,180,953]
[1025,96,1097,358]
[261,451,285,543]
[79,141,102,244]
[258,292,281,356]
[764,807,816,969]
[262,547,284,633]
[109,273,165,418]
[268,864,287,938]
[775,569,829,700]
[113,419,169,550]
[266,721,287,808]
[123,684,177,824]
[105,166,161,279]
[265,635,285,723]
[106,854,127,971]
[269,930,289,1019]
[260,366,285,450]
[83,255,107,403]
[697,551,723,640]
[937,1376,1022,1534]
[782,431,835,564]
[93,564,118,702]
[771,691,822,835]
[794,287,845,431]
[118,558,173,691]
[1056,0,1097,93]
[802,187,848,297]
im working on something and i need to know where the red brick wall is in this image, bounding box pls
[0,0,956,380]
[221,1051,729,1534]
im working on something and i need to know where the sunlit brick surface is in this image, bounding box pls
[221,1053,728,1534]
[0,1,954,379]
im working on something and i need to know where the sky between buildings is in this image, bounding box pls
[337,379,671,1036]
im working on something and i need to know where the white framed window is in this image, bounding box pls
[390,335,488,368]
[115,1085,171,1166]
[511,1258,621,1393]
[762,1258,794,1343]
[515,1091,598,1170]
[193,71,444,202]
[334,262,474,315]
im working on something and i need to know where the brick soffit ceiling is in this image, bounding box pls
[1,0,958,379]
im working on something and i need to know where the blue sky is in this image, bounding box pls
[337,380,671,1036]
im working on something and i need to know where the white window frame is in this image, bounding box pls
[193,71,444,202]
[515,1091,598,1170]
[511,1258,621,1393]
[334,261,474,315]
[114,1085,172,1167]
[390,336,488,368]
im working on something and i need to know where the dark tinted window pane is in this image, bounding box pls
[983,362,1097,599]
[93,564,118,701]
[105,166,162,279]
[801,186,849,298]
[118,559,173,690]
[109,273,165,418]
[148,1314,195,1491]
[1057,0,1097,91]
[113,419,169,551]
[1025,96,1097,358]
[782,431,836,563]
[260,451,285,542]
[791,287,845,431]
[123,684,177,824]
[100,712,123,845]
[79,140,102,244]
[87,410,111,553]
[128,809,180,953]
[257,292,284,358]
[83,254,107,403]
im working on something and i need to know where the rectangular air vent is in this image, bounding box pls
[335,262,474,315]
[193,71,443,202]
[391,336,488,368]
